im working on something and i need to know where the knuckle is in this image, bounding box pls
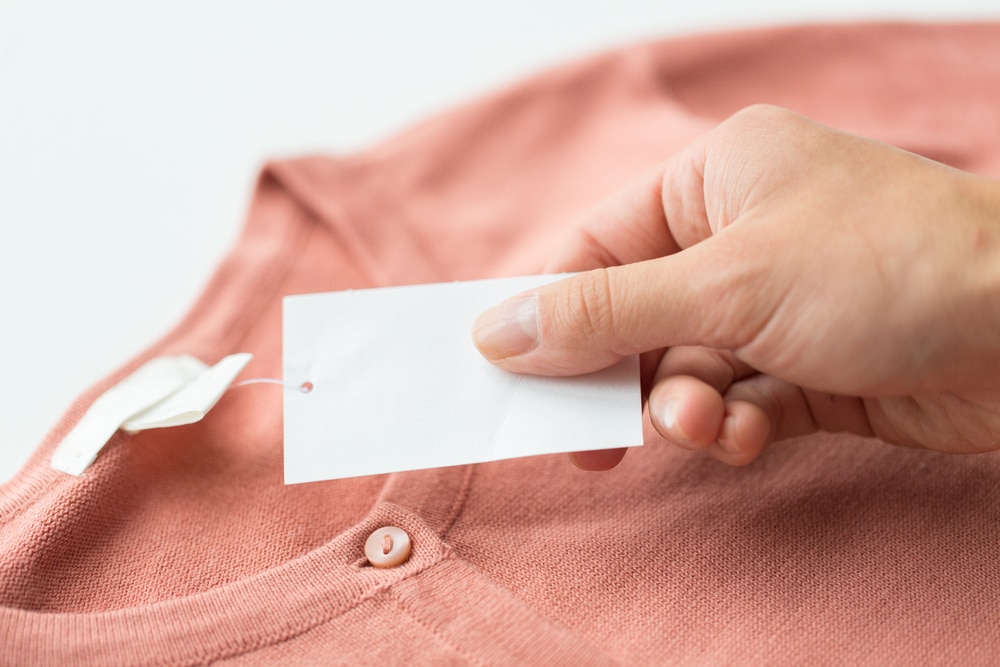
[729,103,798,129]
[562,269,619,347]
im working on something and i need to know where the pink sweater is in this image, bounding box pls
[3,23,1000,665]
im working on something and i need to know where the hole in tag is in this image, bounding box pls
[300,381,314,394]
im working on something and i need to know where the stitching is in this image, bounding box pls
[385,581,489,667]
[439,465,476,541]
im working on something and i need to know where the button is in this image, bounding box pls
[364,526,411,568]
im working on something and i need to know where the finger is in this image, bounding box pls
[544,166,684,273]
[643,346,771,466]
[649,375,726,450]
[649,376,773,466]
[706,400,771,466]
[724,374,876,443]
[472,233,777,376]
[544,120,723,274]
[568,448,629,471]
[647,346,756,449]
[544,105,814,278]
[472,109,791,376]
[650,345,757,392]
[695,374,877,465]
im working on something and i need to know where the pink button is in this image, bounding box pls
[364,526,412,568]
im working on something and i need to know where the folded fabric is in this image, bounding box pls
[2,22,1000,666]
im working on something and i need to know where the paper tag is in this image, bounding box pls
[51,353,251,475]
[282,275,643,484]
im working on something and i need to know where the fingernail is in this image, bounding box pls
[472,294,539,359]
[716,415,740,455]
[659,398,691,443]
[660,398,677,430]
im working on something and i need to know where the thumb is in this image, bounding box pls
[472,238,769,376]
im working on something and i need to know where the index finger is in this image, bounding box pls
[544,134,714,273]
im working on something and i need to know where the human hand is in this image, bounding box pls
[472,105,1000,469]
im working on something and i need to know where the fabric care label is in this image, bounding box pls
[282,274,643,484]
[51,353,251,476]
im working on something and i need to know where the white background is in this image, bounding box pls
[2,0,998,482]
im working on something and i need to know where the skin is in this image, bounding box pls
[471,105,1000,470]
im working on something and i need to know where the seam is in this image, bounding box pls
[438,465,476,541]
[181,556,453,666]
[384,582,489,667]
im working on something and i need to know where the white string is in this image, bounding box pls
[232,378,314,393]
[233,378,285,387]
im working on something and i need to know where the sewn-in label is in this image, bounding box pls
[282,274,643,484]
[122,353,251,431]
[50,353,251,476]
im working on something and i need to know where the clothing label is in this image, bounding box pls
[50,353,251,476]
[282,275,643,484]
[121,353,252,431]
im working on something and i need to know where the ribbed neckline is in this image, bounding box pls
[0,495,469,665]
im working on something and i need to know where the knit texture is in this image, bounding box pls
[2,23,1000,665]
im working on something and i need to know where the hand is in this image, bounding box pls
[472,105,1000,469]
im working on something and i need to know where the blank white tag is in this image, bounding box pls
[50,353,251,476]
[282,275,643,484]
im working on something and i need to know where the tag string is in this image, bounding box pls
[232,378,314,394]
